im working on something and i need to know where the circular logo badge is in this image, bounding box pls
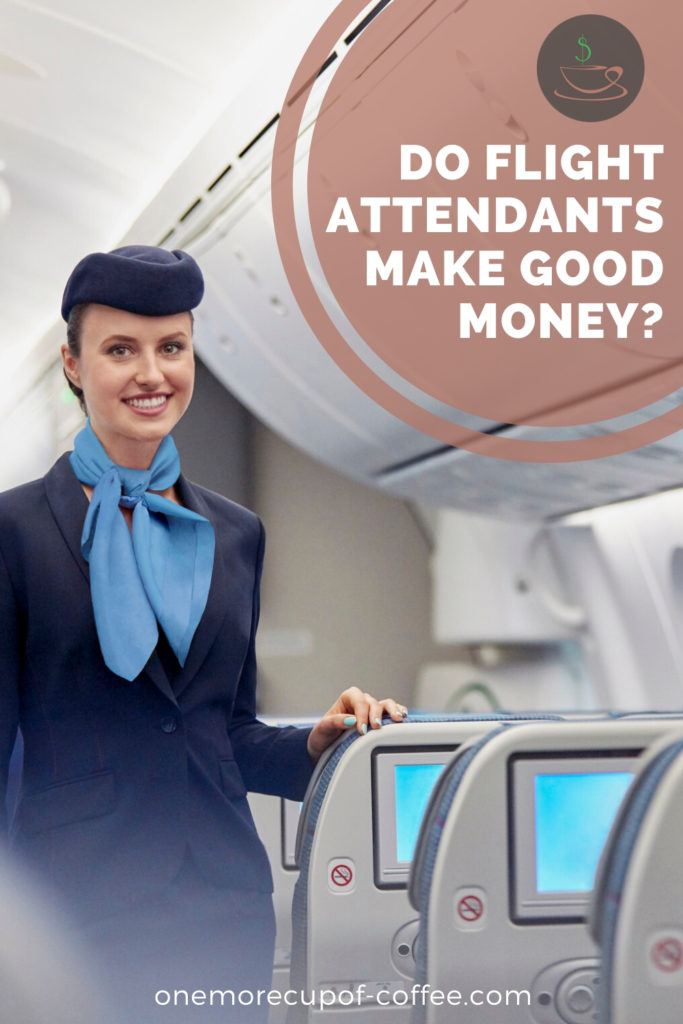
[538,15,644,122]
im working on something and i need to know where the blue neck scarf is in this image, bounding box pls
[69,419,215,681]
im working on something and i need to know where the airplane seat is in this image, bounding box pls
[408,724,510,1009]
[287,726,362,1023]
[609,711,683,720]
[408,714,565,1021]
[406,719,681,1024]
[287,712,562,1024]
[591,734,683,1024]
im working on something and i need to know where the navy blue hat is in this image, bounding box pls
[61,245,204,322]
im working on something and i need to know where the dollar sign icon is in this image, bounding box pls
[575,35,592,64]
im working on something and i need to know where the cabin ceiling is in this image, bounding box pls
[0,0,296,414]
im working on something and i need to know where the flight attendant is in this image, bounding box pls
[0,245,407,1023]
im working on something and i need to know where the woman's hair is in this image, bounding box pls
[64,303,90,413]
[63,304,195,415]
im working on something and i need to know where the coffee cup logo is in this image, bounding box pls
[538,15,644,121]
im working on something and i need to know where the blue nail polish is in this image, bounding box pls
[361,723,368,735]
[343,716,357,726]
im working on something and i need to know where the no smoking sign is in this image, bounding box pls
[328,858,356,893]
[651,937,683,974]
[458,895,484,922]
[454,887,487,930]
[647,930,683,985]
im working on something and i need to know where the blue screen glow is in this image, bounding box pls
[395,763,445,862]
[535,771,633,893]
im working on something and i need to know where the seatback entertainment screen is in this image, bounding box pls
[510,753,636,921]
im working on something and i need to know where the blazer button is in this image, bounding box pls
[161,716,178,734]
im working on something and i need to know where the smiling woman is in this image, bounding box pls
[61,303,196,470]
[0,244,407,1023]
[63,303,195,405]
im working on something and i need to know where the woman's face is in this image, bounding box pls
[61,303,195,467]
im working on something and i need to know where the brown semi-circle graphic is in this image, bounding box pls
[271,0,683,462]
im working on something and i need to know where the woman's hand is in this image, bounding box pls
[306,686,408,762]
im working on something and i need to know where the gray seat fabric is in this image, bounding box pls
[591,736,683,1024]
[409,712,563,1024]
[287,725,361,1024]
[286,712,558,1024]
[409,726,509,1024]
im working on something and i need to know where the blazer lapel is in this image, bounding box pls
[43,453,179,708]
[44,452,91,584]
[140,653,179,707]
[171,472,228,698]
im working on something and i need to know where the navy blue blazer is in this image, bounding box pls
[0,452,316,923]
